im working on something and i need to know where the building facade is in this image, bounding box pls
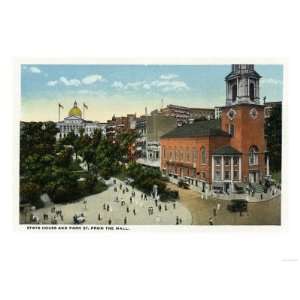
[160,104,214,126]
[160,64,269,192]
[56,101,105,139]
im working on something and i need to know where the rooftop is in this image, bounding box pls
[160,119,230,139]
[213,145,241,155]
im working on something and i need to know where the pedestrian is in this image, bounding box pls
[108,218,112,225]
[173,202,176,209]
[260,193,263,200]
[103,203,106,210]
[98,213,101,221]
[126,206,129,213]
[130,197,132,204]
[179,218,182,224]
[145,195,147,201]
[209,217,214,225]
[217,203,221,211]
[158,204,162,212]
[164,204,167,211]
[133,208,136,216]
[124,217,127,225]
[60,214,64,221]
[141,193,143,200]
[155,199,158,207]
[107,204,110,212]
[176,216,179,225]
[213,208,217,217]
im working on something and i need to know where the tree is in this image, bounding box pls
[265,104,282,172]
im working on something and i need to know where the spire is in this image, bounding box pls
[225,64,262,106]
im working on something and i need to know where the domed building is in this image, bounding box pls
[68,101,82,118]
[56,101,106,139]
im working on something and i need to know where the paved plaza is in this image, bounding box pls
[21,178,192,225]
[167,183,281,225]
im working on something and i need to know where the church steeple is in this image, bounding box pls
[225,64,262,106]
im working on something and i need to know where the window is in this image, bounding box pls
[229,124,235,136]
[249,145,259,165]
[193,149,197,162]
[233,171,239,180]
[201,146,206,164]
[224,157,230,166]
[163,147,166,158]
[215,156,221,166]
[215,171,221,181]
[232,84,237,102]
[233,157,239,165]
[250,82,255,100]
[225,171,230,180]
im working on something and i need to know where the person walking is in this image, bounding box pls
[164,204,167,211]
[213,208,217,217]
[124,217,127,225]
[260,193,263,200]
[130,197,132,204]
[173,202,176,209]
[98,213,101,221]
[209,217,214,225]
[176,216,179,225]
[108,218,112,225]
[107,204,110,212]
[158,204,162,212]
[133,208,136,216]
[103,203,106,210]
[126,206,129,213]
[155,199,158,207]
[179,218,182,224]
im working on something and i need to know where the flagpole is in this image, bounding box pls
[58,103,60,122]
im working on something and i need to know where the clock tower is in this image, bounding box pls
[221,64,267,183]
[225,64,261,106]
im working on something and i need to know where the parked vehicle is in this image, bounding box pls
[227,199,248,213]
[178,179,189,189]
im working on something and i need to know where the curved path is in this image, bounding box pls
[23,178,192,225]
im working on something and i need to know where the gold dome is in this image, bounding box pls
[68,101,82,117]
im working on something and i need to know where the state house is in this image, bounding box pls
[160,64,270,193]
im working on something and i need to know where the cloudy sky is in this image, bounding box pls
[21,64,283,122]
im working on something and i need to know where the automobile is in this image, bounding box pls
[178,180,189,189]
[227,199,248,213]
[73,214,86,224]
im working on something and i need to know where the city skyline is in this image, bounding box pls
[21,64,283,122]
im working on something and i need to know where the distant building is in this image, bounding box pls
[136,112,177,168]
[160,104,214,126]
[56,101,105,139]
[264,101,282,118]
[160,64,269,193]
[214,106,223,119]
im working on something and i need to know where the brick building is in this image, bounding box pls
[160,64,269,193]
[160,104,215,126]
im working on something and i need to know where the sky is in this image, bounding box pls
[21,64,283,122]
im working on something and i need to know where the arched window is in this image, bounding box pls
[250,83,255,100]
[249,145,259,165]
[201,146,206,164]
[229,124,235,136]
[232,84,237,102]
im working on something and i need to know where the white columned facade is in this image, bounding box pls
[239,156,242,181]
[221,156,224,181]
[266,155,270,176]
[212,156,215,181]
[230,156,234,192]
[230,157,234,180]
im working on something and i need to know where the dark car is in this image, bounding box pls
[178,180,189,189]
[227,199,248,213]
